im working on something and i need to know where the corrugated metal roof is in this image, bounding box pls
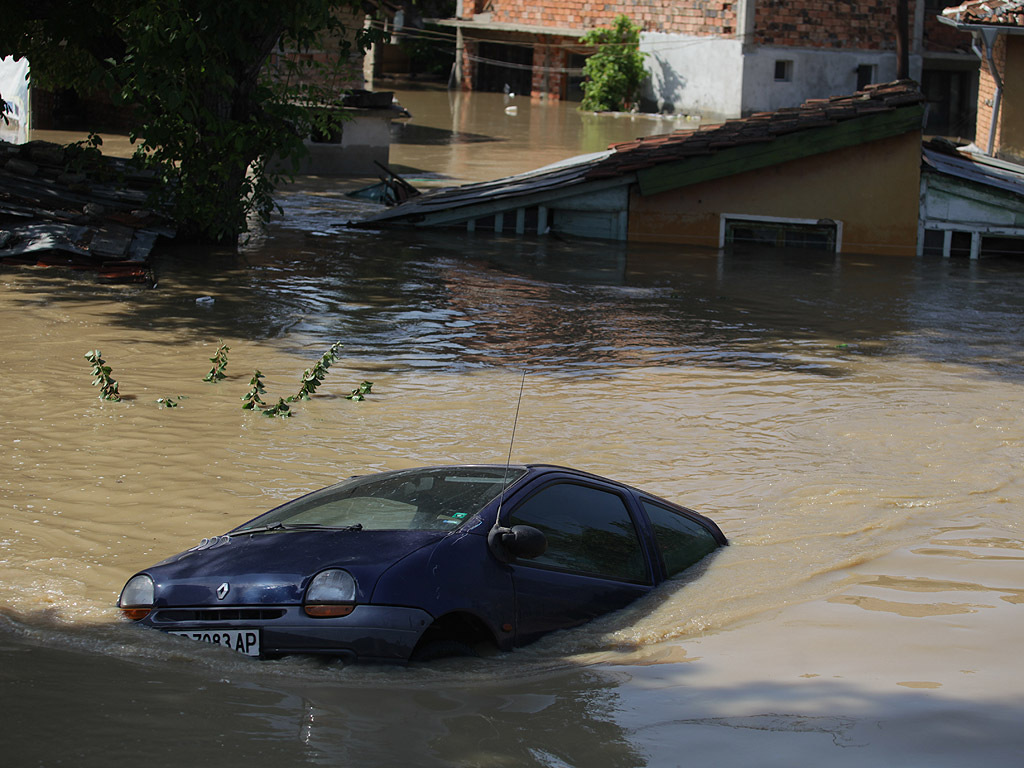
[0,140,174,282]
[923,140,1024,198]
[357,150,613,224]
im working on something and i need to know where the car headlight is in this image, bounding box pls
[118,574,154,621]
[304,569,357,618]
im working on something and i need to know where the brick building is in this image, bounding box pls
[437,1,977,135]
[940,0,1024,160]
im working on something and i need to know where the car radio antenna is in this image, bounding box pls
[496,369,527,518]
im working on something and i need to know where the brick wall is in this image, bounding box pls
[531,42,571,100]
[754,1,896,49]
[923,12,972,53]
[466,1,962,46]
[471,1,738,37]
[974,34,1005,153]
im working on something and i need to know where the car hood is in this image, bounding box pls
[145,529,447,607]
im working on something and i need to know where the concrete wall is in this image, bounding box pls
[641,35,900,118]
[273,112,394,176]
[626,130,922,256]
[640,33,744,119]
[741,46,900,114]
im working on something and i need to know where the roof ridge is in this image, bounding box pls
[587,81,922,179]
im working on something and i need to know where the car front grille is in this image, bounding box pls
[153,608,287,623]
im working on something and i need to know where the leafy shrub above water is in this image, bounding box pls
[84,350,121,402]
[580,16,647,113]
[83,341,370,416]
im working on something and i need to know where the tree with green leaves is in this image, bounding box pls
[1,1,384,243]
[580,15,647,113]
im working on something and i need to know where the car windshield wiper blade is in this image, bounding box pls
[238,522,363,534]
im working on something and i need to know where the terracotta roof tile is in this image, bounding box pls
[942,0,1024,26]
[584,80,923,181]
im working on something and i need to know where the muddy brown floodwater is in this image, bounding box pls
[3,86,1024,766]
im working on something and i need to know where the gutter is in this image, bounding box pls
[936,15,1019,156]
[979,28,1004,156]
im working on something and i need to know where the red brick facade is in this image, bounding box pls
[452,1,974,108]
[753,1,895,48]
[530,41,573,101]
[974,34,1005,154]
[464,1,738,37]
[459,1,968,52]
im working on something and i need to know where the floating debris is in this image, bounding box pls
[0,140,175,283]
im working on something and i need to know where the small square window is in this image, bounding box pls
[856,64,875,91]
[774,60,793,82]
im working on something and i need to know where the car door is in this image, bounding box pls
[505,479,654,646]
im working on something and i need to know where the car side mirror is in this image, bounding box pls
[488,525,547,563]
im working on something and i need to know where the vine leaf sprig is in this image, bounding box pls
[346,381,373,401]
[203,343,230,382]
[262,397,292,418]
[84,349,121,401]
[289,341,343,401]
[241,370,268,411]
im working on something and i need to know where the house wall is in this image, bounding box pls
[640,34,744,119]
[626,131,922,256]
[531,39,572,101]
[741,46,899,113]
[753,0,896,48]
[453,1,973,122]
[978,35,1024,162]
[974,34,1004,155]
[466,1,737,36]
[1000,37,1024,161]
[269,111,395,176]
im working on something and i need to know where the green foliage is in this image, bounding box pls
[203,343,230,382]
[241,370,268,411]
[346,381,373,401]
[261,397,293,418]
[1,2,387,243]
[580,16,647,113]
[80,342,366,415]
[289,342,343,401]
[398,23,455,77]
[84,350,121,401]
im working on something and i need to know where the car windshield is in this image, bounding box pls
[234,466,528,533]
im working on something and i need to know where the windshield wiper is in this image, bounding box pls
[238,522,363,534]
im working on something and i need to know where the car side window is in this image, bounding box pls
[642,501,719,577]
[508,483,648,583]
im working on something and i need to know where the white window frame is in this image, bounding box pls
[719,213,844,253]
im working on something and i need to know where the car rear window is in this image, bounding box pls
[238,467,528,532]
[641,500,720,577]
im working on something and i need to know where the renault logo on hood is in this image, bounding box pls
[216,582,230,600]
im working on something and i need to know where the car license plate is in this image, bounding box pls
[168,628,260,656]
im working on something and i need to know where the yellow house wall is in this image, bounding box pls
[627,131,922,256]
[997,37,1024,162]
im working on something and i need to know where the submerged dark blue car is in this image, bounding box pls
[118,465,726,663]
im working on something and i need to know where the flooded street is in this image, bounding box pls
[3,87,1024,766]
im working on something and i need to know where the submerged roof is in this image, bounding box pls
[923,139,1024,198]
[587,80,923,183]
[356,81,924,229]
